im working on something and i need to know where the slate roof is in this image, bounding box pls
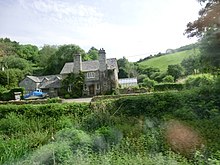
[27,75,62,89]
[27,76,41,83]
[39,79,61,89]
[60,58,118,74]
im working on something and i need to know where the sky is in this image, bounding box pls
[0,0,201,61]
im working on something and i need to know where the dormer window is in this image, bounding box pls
[87,72,95,78]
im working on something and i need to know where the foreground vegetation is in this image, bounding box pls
[0,77,220,164]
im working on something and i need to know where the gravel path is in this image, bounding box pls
[62,97,92,103]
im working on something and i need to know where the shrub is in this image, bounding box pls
[142,77,157,88]
[0,102,90,119]
[162,75,174,83]
[185,74,214,89]
[0,87,24,101]
[55,128,92,151]
[47,97,62,103]
[154,83,184,91]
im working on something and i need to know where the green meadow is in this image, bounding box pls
[139,49,199,72]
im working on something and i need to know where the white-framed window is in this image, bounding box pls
[87,72,95,78]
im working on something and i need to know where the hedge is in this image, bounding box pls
[154,83,184,91]
[97,88,220,119]
[0,102,90,119]
[0,87,24,101]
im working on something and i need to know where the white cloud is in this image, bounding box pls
[18,0,103,25]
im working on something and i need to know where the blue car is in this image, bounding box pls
[24,89,48,100]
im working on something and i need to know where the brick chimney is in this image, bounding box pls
[99,48,107,72]
[73,53,82,74]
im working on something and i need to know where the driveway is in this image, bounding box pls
[62,97,92,103]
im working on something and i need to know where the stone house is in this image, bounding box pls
[19,48,118,97]
[19,75,62,97]
[60,48,119,96]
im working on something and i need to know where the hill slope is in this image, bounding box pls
[138,49,199,72]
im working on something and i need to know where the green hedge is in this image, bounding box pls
[0,87,24,101]
[154,83,184,91]
[0,102,90,119]
[100,89,220,119]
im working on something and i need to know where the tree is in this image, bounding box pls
[86,47,99,60]
[3,69,25,89]
[199,29,220,72]
[0,71,7,86]
[16,44,39,63]
[45,44,86,74]
[167,64,184,81]
[185,0,220,72]
[0,38,19,57]
[117,57,138,78]
[185,0,220,37]
[2,56,31,71]
[137,66,160,78]
[181,55,201,75]
[37,45,58,68]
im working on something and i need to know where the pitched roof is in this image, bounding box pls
[25,75,62,89]
[60,58,118,74]
[39,79,61,89]
[27,76,41,83]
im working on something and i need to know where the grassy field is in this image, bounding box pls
[138,49,199,72]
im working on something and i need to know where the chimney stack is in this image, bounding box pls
[99,48,107,72]
[73,53,82,74]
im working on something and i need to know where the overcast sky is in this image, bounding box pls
[0,0,201,61]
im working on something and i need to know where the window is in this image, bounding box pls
[68,85,72,92]
[87,72,95,78]
[96,83,100,90]
[84,84,87,90]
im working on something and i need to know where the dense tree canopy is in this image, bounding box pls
[117,57,138,78]
[185,0,220,73]
[45,44,86,75]
[0,38,19,57]
[181,55,201,75]
[167,64,184,81]
[86,47,99,60]
[37,45,58,69]
[199,29,220,71]
[16,44,39,62]
[185,0,220,37]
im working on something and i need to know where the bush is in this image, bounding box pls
[47,97,62,103]
[185,74,214,89]
[0,102,90,119]
[55,128,92,150]
[0,87,24,101]
[162,75,174,83]
[142,77,157,88]
[154,83,184,91]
